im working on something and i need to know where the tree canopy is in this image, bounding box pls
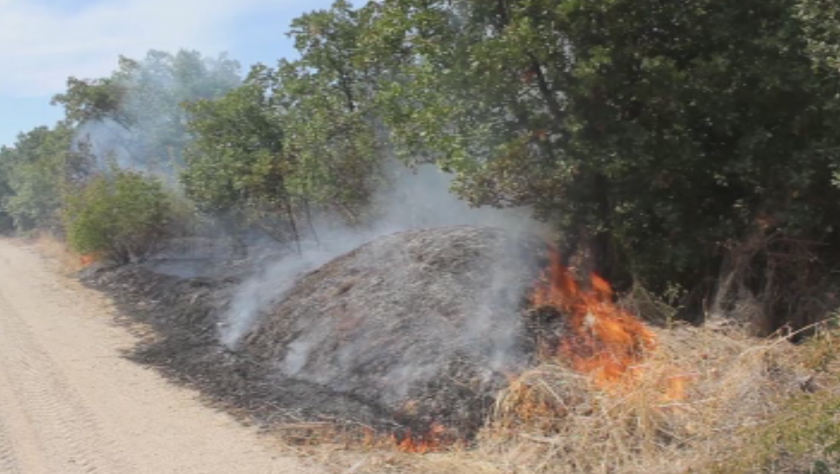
[52,49,241,178]
[353,0,840,326]
[0,123,90,232]
[2,0,840,331]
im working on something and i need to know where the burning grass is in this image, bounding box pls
[314,246,823,474]
[452,248,812,474]
[469,324,808,474]
[316,322,817,474]
[529,248,657,389]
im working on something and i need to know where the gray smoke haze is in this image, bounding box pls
[71,50,241,187]
[75,118,181,186]
[235,224,545,414]
[220,164,545,352]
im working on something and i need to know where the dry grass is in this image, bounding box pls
[31,231,87,274]
[317,323,813,474]
[471,324,806,474]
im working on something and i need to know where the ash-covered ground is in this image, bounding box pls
[83,226,549,440]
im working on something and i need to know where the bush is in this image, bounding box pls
[64,170,174,264]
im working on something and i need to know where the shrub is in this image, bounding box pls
[64,170,173,264]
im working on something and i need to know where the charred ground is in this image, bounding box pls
[83,226,550,442]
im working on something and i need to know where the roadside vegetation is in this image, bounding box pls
[3,1,840,472]
[63,169,179,264]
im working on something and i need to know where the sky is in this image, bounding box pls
[0,0,336,147]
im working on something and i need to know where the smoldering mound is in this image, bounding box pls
[85,225,548,438]
[238,226,545,435]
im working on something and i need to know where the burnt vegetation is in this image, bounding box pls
[83,227,547,441]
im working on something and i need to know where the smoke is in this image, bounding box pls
[71,50,241,187]
[75,118,155,173]
[371,162,537,233]
[233,216,545,413]
[219,164,544,350]
[220,241,353,347]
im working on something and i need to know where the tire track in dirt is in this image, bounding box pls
[0,290,135,474]
[0,238,321,474]
[0,399,22,474]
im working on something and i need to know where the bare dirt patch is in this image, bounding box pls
[0,238,319,474]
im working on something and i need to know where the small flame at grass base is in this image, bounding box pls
[392,422,449,454]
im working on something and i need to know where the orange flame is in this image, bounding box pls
[80,252,101,267]
[531,249,656,389]
[393,423,448,454]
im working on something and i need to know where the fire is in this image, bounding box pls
[531,249,657,389]
[80,252,101,267]
[393,422,448,454]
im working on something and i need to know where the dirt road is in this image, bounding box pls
[0,239,319,474]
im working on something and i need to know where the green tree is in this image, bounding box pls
[52,49,241,179]
[0,147,16,232]
[366,0,840,329]
[182,2,390,246]
[181,77,302,247]
[277,0,387,222]
[1,123,91,232]
[798,0,840,71]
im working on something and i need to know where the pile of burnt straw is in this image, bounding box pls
[83,226,552,441]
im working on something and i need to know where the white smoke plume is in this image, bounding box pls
[220,163,544,349]
[71,50,241,187]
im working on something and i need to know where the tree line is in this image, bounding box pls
[2,0,840,332]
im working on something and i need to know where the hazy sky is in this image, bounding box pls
[0,0,336,147]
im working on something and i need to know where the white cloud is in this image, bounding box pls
[0,0,301,97]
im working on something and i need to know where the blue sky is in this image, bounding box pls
[0,0,336,147]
